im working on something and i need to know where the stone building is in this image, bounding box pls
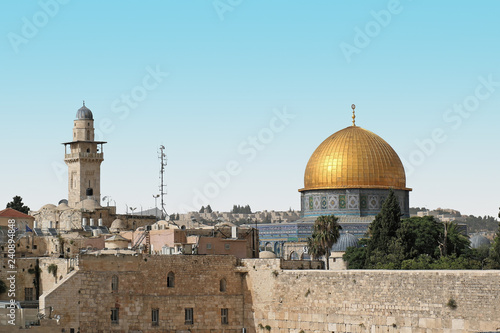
[39,255,247,332]
[30,103,156,233]
[63,101,106,208]
[0,208,34,242]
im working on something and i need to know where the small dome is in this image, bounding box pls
[40,204,56,210]
[57,202,70,211]
[259,251,277,259]
[75,198,100,211]
[110,219,127,232]
[331,233,359,252]
[76,101,93,120]
[470,234,491,249]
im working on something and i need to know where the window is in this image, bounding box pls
[220,279,227,292]
[25,288,34,301]
[111,275,119,292]
[167,272,175,288]
[152,308,159,326]
[206,243,212,250]
[33,245,37,250]
[224,243,230,250]
[221,308,228,325]
[111,308,119,324]
[185,308,193,324]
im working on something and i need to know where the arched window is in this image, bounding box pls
[167,272,175,288]
[111,275,119,292]
[220,278,227,292]
[290,251,299,260]
[86,130,90,140]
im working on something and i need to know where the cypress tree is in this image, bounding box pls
[367,189,402,255]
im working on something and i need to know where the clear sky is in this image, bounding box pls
[1,1,499,218]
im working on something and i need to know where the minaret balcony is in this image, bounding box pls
[64,152,104,161]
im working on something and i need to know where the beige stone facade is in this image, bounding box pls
[0,257,76,304]
[64,114,105,208]
[242,259,500,332]
[32,255,500,332]
[40,255,246,332]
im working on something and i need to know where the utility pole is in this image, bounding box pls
[158,145,168,220]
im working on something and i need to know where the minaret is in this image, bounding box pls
[63,102,106,208]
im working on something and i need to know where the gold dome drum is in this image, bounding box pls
[300,126,410,192]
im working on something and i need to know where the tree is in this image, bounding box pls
[205,205,213,213]
[0,279,6,295]
[231,204,252,214]
[367,190,402,256]
[396,216,442,260]
[244,205,252,214]
[6,195,30,214]
[48,264,58,283]
[343,238,368,269]
[485,222,500,268]
[199,206,205,213]
[439,222,470,258]
[307,215,342,270]
[463,215,498,233]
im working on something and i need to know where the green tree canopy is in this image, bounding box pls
[307,215,342,270]
[367,190,402,255]
[231,204,252,214]
[343,198,475,270]
[485,223,500,268]
[6,195,30,214]
[396,216,442,260]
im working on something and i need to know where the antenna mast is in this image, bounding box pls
[158,145,167,219]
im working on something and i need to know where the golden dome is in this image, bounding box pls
[300,126,410,192]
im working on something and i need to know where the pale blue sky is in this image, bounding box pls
[1,1,499,217]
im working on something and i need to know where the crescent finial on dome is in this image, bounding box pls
[351,104,356,126]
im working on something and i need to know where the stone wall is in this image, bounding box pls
[0,258,38,302]
[35,255,500,332]
[0,257,76,302]
[42,254,248,332]
[242,259,500,332]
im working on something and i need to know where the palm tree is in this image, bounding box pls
[438,221,470,257]
[307,215,342,269]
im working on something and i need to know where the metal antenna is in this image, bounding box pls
[158,145,168,219]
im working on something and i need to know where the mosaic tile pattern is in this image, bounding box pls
[328,195,339,209]
[301,189,410,218]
